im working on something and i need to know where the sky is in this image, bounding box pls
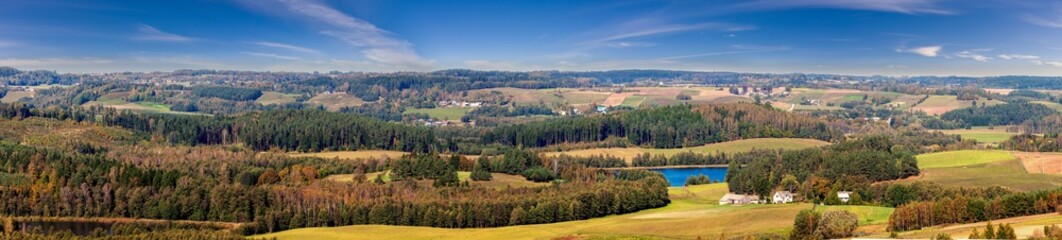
[2,0,1062,76]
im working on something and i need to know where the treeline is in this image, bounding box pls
[939,102,1055,127]
[484,103,841,149]
[190,86,263,101]
[1000,134,1062,152]
[888,188,1062,231]
[461,105,554,122]
[725,136,919,197]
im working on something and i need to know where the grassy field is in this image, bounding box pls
[911,95,1005,115]
[404,107,472,121]
[545,138,830,163]
[903,153,1062,192]
[307,92,365,111]
[1033,100,1062,112]
[916,150,1016,169]
[289,150,410,160]
[252,183,894,240]
[0,90,33,103]
[938,126,1019,144]
[881,213,1062,239]
[621,95,647,107]
[256,91,299,106]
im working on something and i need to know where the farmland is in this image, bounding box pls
[306,92,365,111]
[403,107,472,120]
[911,95,1005,115]
[256,91,300,106]
[903,150,1062,192]
[545,138,831,163]
[938,126,1020,144]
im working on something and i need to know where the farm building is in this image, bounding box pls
[719,193,762,205]
[772,191,794,204]
[837,191,852,203]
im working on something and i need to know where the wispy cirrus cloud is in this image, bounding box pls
[241,51,301,60]
[133,24,195,42]
[236,0,434,70]
[251,41,318,53]
[954,49,993,62]
[998,54,1040,60]
[657,45,788,60]
[896,45,942,57]
[739,0,953,15]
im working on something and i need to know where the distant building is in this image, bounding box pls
[772,191,794,204]
[837,191,852,203]
[596,106,608,113]
[719,193,762,205]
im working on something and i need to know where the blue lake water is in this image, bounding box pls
[649,167,728,187]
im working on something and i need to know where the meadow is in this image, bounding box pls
[904,150,1062,192]
[938,126,1019,144]
[911,95,1005,115]
[544,138,831,163]
[255,91,300,106]
[403,107,472,121]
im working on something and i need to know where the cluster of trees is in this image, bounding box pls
[725,136,919,197]
[790,210,859,240]
[887,188,1062,231]
[1000,134,1062,152]
[485,103,841,149]
[190,86,263,101]
[967,222,1018,240]
[939,102,1055,127]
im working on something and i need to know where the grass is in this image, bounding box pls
[545,138,831,163]
[880,213,1062,239]
[307,92,365,111]
[289,150,410,160]
[256,91,299,106]
[324,171,548,189]
[939,126,1019,144]
[1033,100,1062,112]
[916,150,1016,169]
[901,157,1062,192]
[621,96,647,107]
[253,183,894,240]
[0,90,33,103]
[912,95,1005,115]
[403,107,472,121]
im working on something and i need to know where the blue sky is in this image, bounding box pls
[2,0,1062,76]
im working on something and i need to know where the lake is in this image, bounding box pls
[650,167,728,187]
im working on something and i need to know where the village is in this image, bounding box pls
[718,190,852,205]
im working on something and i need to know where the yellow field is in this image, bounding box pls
[251,183,893,240]
[256,91,300,106]
[468,87,749,108]
[0,90,33,103]
[544,138,830,163]
[289,150,409,160]
[911,95,1005,115]
[881,213,1062,239]
[307,92,365,111]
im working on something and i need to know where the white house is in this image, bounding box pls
[772,191,794,204]
[719,193,762,205]
[837,191,852,203]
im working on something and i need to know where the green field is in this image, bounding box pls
[0,90,33,103]
[1033,100,1062,112]
[545,138,831,163]
[916,150,1016,169]
[256,91,300,106]
[904,154,1062,192]
[939,127,1019,144]
[252,183,894,239]
[621,95,647,107]
[403,107,472,121]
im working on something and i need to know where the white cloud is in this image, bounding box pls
[241,0,433,69]
[251,41,318,53]
[134,25,195,42]
[998,54,1040,60]
[1023,14,1062,28]
[896,45,941,57]
[954,49,992,62]
[741,0,952,15]
[1046,61,1062,67]
[241,51,301,60]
